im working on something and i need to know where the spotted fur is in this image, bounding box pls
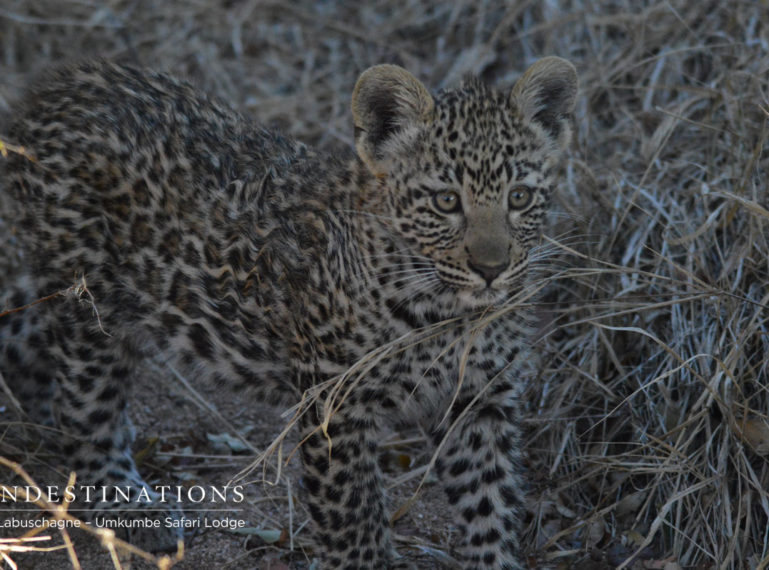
[0,57,577,569]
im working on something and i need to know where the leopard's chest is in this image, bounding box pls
[313,298,531,423]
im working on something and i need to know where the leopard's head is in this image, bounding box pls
[352,57,578,311]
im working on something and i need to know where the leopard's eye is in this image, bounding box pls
[433,190,461,213]
[508,186,533,210]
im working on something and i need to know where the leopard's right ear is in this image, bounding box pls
[510,57,578,151]
[352,65,434,176]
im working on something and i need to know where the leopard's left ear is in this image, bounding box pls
[510,57,578,150]
[352,64,434,175]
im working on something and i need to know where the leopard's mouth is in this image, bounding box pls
[432,265,517,309]
[455,286,509,309]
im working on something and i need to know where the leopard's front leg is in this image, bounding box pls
[300,398,412,570]
[435,378,528,570]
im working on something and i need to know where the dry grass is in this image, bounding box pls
[0,457,184,570]
[1,1,768,568]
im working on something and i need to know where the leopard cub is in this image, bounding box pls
[0,57,577,569]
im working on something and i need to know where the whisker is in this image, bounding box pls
[385,276,443,313]
[388,275,441,293]
[357,265,438,281]
[370,269,437,279]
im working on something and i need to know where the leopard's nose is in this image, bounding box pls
[467,259,507,286]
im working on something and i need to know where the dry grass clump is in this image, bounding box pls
[525,3,769,567]
[1,1,768,568]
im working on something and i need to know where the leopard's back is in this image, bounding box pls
[4,61,351,400]
[10,61,300,284]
